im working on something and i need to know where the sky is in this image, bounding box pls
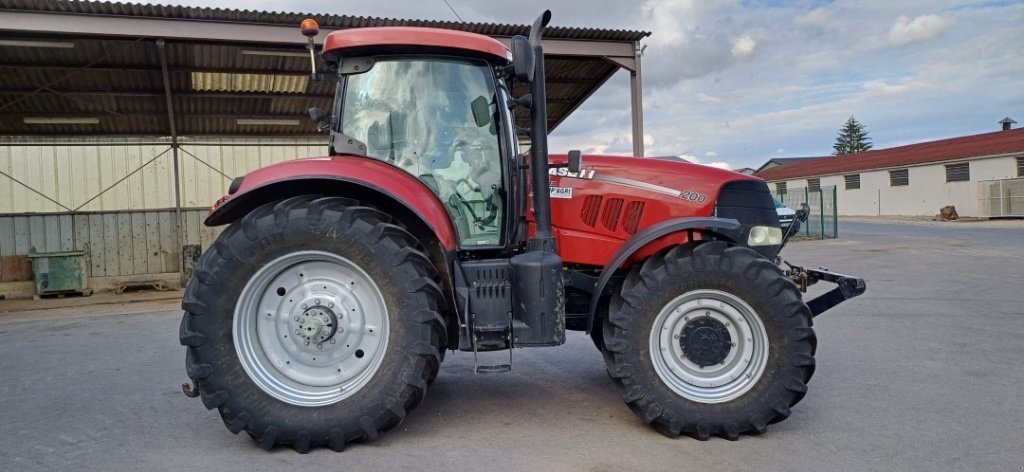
[142,0,1023,170]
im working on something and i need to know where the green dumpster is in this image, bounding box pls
[28,250,91,297]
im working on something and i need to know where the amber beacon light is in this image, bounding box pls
[300,18,320,77]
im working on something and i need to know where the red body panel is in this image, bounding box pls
[211,156,458,251]
[323,27,511,62]
[539,154,760,268]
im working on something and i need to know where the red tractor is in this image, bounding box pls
[179,12,865,452]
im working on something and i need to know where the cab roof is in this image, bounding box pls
[323,27,511,63]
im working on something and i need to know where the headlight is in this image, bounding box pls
[747,225,783,246]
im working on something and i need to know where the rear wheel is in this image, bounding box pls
[603,242,816,440]
[179,196,446,453]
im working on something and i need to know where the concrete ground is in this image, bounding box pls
[0,220,1021,471]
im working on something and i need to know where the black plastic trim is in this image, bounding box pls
[585,216,741,333]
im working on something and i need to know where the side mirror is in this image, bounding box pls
[308,107,330,131]
[568,150,582,174]
[796,202,810,222]
[470,96,491,128]
[510,35,534,83]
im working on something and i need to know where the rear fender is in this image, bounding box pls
[206,156,457,252]
[585,216,741,334]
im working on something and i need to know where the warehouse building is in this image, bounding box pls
[756,121,1024,218]
[0,1,649,298]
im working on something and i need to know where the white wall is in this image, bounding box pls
[772,154,1021,217]
[0,136,325,213]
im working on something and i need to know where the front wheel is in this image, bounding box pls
[179,196,447,453]
[603,242,816,440]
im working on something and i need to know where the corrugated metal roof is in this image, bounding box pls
[755,128,1024,181]
[0,0,650,42]
[0,0,646,136]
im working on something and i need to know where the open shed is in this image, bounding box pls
[0,0,649,296]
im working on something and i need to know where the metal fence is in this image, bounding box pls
[978,177,1024,217]
[772,185,838,239]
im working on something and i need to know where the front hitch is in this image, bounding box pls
[785,263,867,317]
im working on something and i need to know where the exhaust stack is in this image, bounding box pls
[510,10,565,347]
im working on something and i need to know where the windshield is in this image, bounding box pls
[339,57,504,247]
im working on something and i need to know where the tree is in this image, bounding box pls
[832,116,873,155]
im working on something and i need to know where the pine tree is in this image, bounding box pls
[832,116,873,155]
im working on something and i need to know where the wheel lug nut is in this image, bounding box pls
[301,303,308,309]
[314,298,321,305]
[294,316,300,322]
[330,338,336,344]
[328,302,334,308]
[304,340,310,346]
[317,343,323,350]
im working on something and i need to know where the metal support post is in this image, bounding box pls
[157,38,185,284]
[630,42,645,157]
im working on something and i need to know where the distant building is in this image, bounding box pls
[755,156,832,174]
[755,120,1024,217]
[733,167,755,175]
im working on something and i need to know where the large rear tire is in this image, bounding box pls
[602,242,816,440]
[179,196,446,453]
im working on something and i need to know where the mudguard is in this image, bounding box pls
[585,216,741,333]
[206,156,458,252]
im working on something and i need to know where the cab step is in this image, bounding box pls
[475,364,512,374]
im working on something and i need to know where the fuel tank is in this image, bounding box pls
[541,154,764,268]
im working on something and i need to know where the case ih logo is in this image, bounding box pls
[548,167,596,179]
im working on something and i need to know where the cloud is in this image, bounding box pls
[731,35,757,59]
[794,8,830,30]
[888,14,953,47]
[697,92,721,104]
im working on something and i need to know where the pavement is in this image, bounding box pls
[0,220,1021,471]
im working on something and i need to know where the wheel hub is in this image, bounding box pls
[296,304,339,344]
[680,317,732,367]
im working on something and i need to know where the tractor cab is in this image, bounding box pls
[316,27,523,249]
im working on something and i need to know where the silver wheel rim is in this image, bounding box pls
[233,250,389,407]
[649,289,769,404]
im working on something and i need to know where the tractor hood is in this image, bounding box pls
[548,153,757,193]
[543,153,778,267]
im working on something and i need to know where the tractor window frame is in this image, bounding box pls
[334,55,509,251]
